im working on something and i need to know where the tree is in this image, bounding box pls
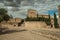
[0,8,7,15]
[0,8,10,22]
[54,13,59,28]
[3,15,10,21]
[48,14,51,25]
[0,15,3,22]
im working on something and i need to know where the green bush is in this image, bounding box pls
[0,15,3,22]
[0,8,10,22]
[54,13,59,28]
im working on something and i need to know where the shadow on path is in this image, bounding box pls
[0,28,27,35]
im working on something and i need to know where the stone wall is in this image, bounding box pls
[38,14,49,18]
[24,21,50,30]
[8,18,22,23]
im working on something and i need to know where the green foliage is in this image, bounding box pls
[54,13,59,28]
[0,15,3,22]
[3,15,10,21]
[45,18,51,25]
[25,14,51,25]
[0,8,10,22]
[25,17,38,21]
[45,14,51,25]
[0,8,7,15]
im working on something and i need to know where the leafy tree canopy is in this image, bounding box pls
[0,8,10,22]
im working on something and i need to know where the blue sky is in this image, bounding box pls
[0,0,60,18]
[48,9,58,15]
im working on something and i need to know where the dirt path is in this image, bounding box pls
[0,30,52,40]
[0,24,59,40]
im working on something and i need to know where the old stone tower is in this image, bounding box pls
[58,6,60,26]
[28,9,37,18]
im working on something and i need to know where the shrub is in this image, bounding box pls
[54,13,59,28]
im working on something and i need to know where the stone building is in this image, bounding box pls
[28,9,37,18]
[28,9,49,19]
[8,18,23,26]
[26,9,54,28]
[58,6,60,27]
[38,14,49,18]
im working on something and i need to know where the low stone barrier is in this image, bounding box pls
[24,21,49,30]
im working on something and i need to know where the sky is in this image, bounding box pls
[0,0,60,19]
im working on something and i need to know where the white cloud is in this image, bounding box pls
[0,0,60,18]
